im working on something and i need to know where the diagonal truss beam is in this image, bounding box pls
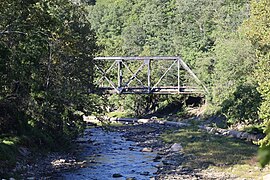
[151,60,177,91]
[97,61,117,84]
[122,61,145,87]
[94,64,119,93]
[177,57,209,94]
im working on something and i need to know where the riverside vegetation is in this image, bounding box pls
[1,0,270,178]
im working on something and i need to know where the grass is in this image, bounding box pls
[96,121,125,127]
[107,111,134,118]
[0,141,17,162]
[161,127,270,179]
[0,136,20,178]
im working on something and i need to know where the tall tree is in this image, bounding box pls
[0,0,98,143]
[242,0,270,167]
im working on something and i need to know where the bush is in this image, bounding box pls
[221,84,261,125]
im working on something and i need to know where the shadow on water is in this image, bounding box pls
[54,127,160,180]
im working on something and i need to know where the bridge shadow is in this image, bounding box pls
[143,96,203,119]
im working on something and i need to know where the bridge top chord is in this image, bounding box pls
[94,56,180,61]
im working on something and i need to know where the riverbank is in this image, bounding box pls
[3,119,270,179]
[107,122,232,179]
[106,121,269,179]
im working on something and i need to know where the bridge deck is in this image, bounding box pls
[95,86,204,95]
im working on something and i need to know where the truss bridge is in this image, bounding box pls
[93,56,208,95]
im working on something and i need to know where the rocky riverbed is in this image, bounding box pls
[9,120,267,179]
[106,122,235,180]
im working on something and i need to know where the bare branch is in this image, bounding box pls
[0,30,27,36]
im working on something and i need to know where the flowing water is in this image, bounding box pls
[55,127,160,180]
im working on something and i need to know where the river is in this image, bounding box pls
[54,127,160,180]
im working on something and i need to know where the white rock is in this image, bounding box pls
[170,143,183,152]
[263,174,270,180]
[138,119,150,123]
[141,147,153,152]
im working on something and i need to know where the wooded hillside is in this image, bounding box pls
[87,0,270,166]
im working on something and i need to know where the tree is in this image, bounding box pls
[88,0,258,121]
[0,0,98,146]
[242,0,270,167]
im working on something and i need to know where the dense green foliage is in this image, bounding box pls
[87,0,270,166]
[0,0,98,167]
[88,0,259,123]
[242,0,270,167]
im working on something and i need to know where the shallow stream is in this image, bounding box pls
[55,127,160,180]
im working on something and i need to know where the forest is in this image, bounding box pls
[0,0,270,177]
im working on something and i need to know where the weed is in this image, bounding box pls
[161,127,269,179]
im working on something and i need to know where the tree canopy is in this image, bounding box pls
[0,0,98,148]
[243,0,270,167]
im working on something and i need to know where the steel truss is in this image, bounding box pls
[93,56,208,95]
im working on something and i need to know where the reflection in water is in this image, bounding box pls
[55,127,160,180]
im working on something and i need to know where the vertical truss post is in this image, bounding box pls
[178,58,180,93]
[145,59,151,93]
[117,60,123,93]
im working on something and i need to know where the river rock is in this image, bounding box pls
[241,132,249,139]
[26,177,35,180]
[170,143,183,152]
[140,171,150,176]
[153,155,162,162]
[162,160,174,165]
[263,174,270,180]
[138,119,150,123]
[236,132,242,138]
[126,177,136,180]
[141,147,153,152]
[229,130,239,137]
[247,134,258,141]
[19,147,31,157]
[129,147,136,151]
[112,173,123,178]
